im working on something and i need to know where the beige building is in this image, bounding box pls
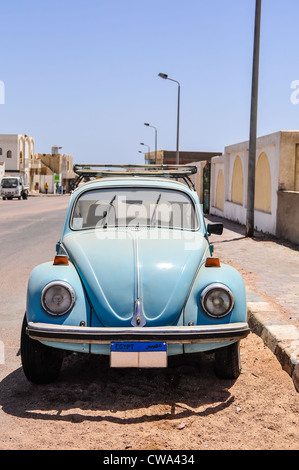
[33,152,76,193]
[209,130,299,244]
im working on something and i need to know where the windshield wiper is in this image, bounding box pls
[150,193,161,227]
[103,194,116,229]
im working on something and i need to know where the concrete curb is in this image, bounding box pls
[247,295,299,392]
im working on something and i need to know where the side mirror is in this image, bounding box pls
[207,223,223,235]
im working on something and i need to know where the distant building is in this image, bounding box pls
[144,150,221,165]
[34,152,76,193]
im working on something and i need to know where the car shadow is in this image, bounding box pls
[0,352,236,424]
[205,214,299,251]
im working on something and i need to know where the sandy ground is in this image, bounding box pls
[0,331,298,451]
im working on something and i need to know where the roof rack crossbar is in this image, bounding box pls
[74,164,197,177]
[72,164,197,190]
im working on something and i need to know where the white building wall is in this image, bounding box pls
[0,162,5,182]
[0,135,20,172]
[210,131,282,235]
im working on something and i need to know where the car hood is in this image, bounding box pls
[63,229,209,327]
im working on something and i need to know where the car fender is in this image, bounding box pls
[183,262,247,326]
[26,261,91,327]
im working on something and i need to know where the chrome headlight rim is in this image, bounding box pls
[200,283,234,318]
[41,281,75,316]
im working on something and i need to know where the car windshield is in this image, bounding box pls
[71,187,199,231]
[1,178,18,188]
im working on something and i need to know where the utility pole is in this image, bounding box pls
[246,0,262,237]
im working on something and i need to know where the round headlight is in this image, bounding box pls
[200,283,234,318]
[41,281,75,316]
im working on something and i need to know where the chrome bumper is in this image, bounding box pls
[27,321,250,344]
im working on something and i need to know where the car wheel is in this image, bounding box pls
[20,314,64,384]
[214,341,241,379]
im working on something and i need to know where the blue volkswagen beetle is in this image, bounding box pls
[21,164,249,384]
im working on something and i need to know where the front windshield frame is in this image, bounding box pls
[1,178,18,188]
[70,185,200,232]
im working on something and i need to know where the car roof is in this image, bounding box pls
[72,176,197,197]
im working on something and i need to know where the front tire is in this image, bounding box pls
[215,341,241,379]
[21,314,64,384]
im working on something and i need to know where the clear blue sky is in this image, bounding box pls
[1,0,299,164]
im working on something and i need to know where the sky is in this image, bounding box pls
[1,0,299,165]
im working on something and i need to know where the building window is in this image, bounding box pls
[7,150,12,158]
[0,148,2,155]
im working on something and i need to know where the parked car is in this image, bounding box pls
[21,164,249,384]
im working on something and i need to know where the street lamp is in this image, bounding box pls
[158,73,180,165]
[140,143,150,163]
[144,123,157,164]
[246,0,262,237]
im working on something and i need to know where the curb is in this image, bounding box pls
[28,193,69,197]
[247,293,299,392]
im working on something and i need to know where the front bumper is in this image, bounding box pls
[27,321,250,344]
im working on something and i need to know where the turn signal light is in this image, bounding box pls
[205,257,221,268]
[53,255,69,266]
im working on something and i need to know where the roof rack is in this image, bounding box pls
[72,164,197,190]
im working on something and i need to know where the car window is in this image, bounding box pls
[71,187,199,231]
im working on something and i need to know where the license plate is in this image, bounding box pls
[110,341,167,368]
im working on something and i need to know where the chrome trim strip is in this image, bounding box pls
[27,321,250,344]
[131,234,146,327]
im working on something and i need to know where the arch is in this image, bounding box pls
[7,150,12,158]
[215,169,224,210]
[231,155,243,205]
[24,138,30,160]
[254,152,271,213]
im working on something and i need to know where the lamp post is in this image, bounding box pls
[138,150,147,163]
[246,0,262,237]
[144,123,157,164]
[140,143,150,163]
[158,73,180,164]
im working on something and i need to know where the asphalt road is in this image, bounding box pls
[0,196,69,334]
[0,195,298,451]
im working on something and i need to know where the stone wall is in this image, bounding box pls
[276,191,299,245]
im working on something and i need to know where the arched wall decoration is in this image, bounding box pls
[215,169,224,210]
[231,155,244,205]
[254,152,271,213]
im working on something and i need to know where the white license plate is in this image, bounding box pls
[110,342,167,368]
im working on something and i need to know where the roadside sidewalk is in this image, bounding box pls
[206,214,299,392]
